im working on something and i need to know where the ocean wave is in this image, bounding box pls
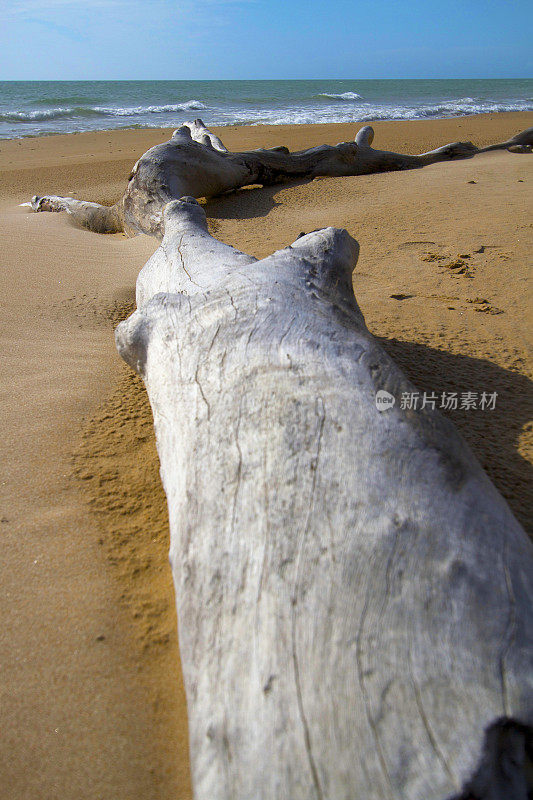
[215,97,533,127]
[396,99,533,118]
[345,102,533,123]
[0,100,207,123]
[0,106,102,122]
[93,101,207,115]
[1,92,531,138]
[316,92,363,101]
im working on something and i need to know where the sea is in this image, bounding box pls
[0,79,532,140]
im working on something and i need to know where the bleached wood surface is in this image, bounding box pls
[116,193,533,800]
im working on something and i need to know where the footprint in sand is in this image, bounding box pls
[421,251,475,278]
[467,297,504,315]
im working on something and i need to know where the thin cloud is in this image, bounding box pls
[10,0,125,8]
[3,0,260,48]
[21,15,90,41]
[9,0,255,12]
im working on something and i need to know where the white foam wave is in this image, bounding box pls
[93,101,207,116]
[2,92,531,138]
[0,100,208,123]
[0,107,78,122]
[318,92,362,101]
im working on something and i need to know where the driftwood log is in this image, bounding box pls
[27,119,532,236]
[31,122,533,798]
[114,187,532,798]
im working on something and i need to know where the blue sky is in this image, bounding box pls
[1,0,531,80]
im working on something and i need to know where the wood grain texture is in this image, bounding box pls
[115,194,533,800]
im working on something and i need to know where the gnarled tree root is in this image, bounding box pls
[27,120,533,237]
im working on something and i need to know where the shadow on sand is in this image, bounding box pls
[203,179,310,221]
[377,336,533,537]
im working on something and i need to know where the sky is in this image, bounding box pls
[0,0,531,81]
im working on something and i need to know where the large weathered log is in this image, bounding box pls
[27,120,532,236]
[116,196,533,800]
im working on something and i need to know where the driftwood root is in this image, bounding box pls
[26,121,533,237]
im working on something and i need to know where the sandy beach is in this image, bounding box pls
[1,112,532,799]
